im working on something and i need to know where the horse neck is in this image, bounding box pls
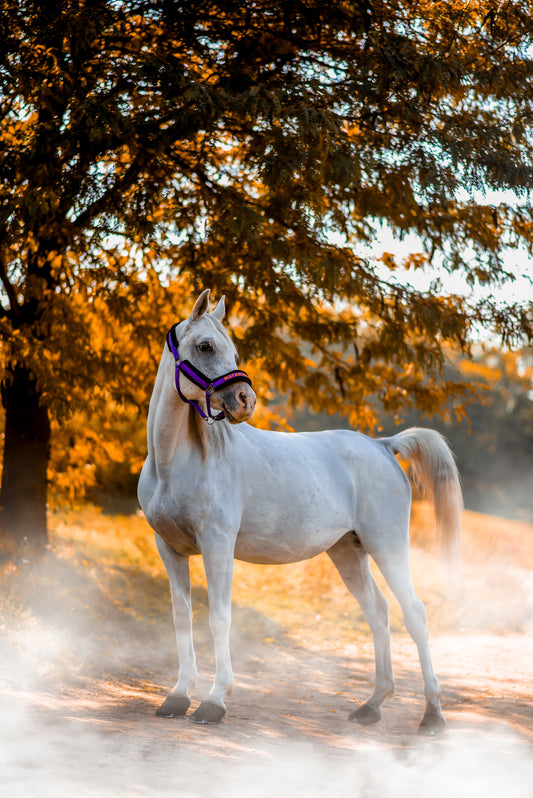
[147,347,232,469]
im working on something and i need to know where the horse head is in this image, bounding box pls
[171,289,256,424]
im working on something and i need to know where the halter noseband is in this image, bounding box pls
[166,323,253,424]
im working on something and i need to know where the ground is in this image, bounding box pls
[1,504,532,797]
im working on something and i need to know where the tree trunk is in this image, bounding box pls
[0,364,51,550]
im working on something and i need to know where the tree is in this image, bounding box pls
[450,349,533,519]
[1,0,532,549]
[291,346,533,520]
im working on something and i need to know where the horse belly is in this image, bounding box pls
[234,475,354,565]
[233,534,338,564]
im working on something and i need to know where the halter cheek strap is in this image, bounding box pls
[166,324,253,424]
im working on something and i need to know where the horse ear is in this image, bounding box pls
[191,289,210,320]
[211,295,226,322]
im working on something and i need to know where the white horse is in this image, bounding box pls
[138,289,462,733]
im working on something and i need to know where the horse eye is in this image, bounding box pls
[198,341,213,353]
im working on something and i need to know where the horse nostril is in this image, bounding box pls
[238,390,248,407]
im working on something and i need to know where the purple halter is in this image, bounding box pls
[166,323,253,424]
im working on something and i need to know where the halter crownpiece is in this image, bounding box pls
[166,323,253,424]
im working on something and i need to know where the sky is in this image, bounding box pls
[361,185,533,309]
[365,224,533,308]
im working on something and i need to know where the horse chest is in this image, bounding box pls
[142,459,238,556]
[144,492,201,555]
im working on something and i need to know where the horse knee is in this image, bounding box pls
[172,606,192,628]
[208,607,232,641]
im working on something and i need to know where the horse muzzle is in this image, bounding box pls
[220,383,257,424]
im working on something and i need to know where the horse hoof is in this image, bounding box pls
[190,701,226,725]
[349,704,382,725]
[155,695,191,718]
[417,711,445,735]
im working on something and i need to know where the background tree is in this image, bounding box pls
[1,0,532,550]
[291,347,533,521]
[451,349,533,520]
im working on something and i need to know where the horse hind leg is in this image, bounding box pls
[327,532,395,725]
[374,548,445,734]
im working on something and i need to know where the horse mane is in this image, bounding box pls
[187,405,227,460]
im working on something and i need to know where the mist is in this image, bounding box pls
[1,505,532,798]
[1,664,532,798]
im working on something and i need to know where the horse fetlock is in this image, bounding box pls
[175,671,197,692]
[222,680,234,698]
[423,682,441,702]
[375,679,395,702]
[210,673,234,700]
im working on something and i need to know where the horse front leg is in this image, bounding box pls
[190,529,235,725]
[155,533,197,718]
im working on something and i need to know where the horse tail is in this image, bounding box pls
[387,427,462,597]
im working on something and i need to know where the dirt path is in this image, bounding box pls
[2,505,532,796]
[2,629,532,798]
